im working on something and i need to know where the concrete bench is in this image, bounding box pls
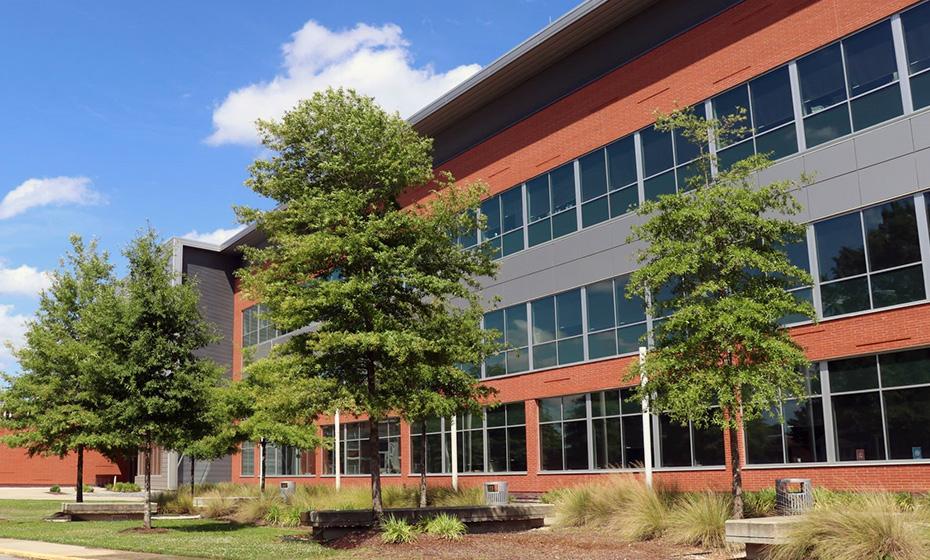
[192,496,256,509]
[725,516,801,559]
[59,502,158,521]
[302,504,554,542]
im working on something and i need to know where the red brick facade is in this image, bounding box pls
[0,442,128,487]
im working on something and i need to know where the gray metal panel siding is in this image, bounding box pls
[183,247,238,377]
[178,455,232,486]
[430,0,744,164]
[484,111,930,308]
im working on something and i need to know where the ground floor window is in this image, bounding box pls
[656,414,725,468]
[240,442,255,476]
[264,444,314,476]
[411,403,527,474]
[322,419,401,475]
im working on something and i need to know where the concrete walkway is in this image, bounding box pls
[0,538,186,560]
[0,488,142,502]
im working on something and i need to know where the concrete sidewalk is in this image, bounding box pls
[0,488,143,502]
[0,538,187,560]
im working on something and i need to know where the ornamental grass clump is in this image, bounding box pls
[381,515,418,544]
[422,513,467,540]
[552,475,670,540]
[743,488,776,517]
[770,493,930,560]
[666,492,732,549]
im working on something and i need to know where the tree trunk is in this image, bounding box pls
[75,445,84,503]
[728,417,744,519]
[418,420,428,508]
[143,444,152,530]
[190,457,196,496]
[259,438,267,493]
[368,416,383,519]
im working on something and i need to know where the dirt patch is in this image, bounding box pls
[329,528,739,560]
[119,527,170,534]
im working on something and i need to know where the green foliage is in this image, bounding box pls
[82,484,94,493]
[0,236,123,495]
[771,494,930,560]
[666,492,732,549]
[49,485,61,494]
[422,513,466,540]
[106,482,141,493]
[624,108,814,514]
[429,486,484,507]
[380,515,418,544]
[551,476,670,541]
[235,88,500,513]
[156,490,195,514]
[743,488,777,517]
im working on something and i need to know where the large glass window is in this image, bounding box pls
[579,136,639,227]
[479,188,525,258]
[411,403,527,474]
[591,389,646,469]
[657,415,725,467]
[745,368,827,464]
[713,66,799,170]
[798,21,902,148]
[240,442,255,476]
[829,349,930,462]
[322,419,400,475]
[641,105,708,201]
[526,163,577,247]
[532,289,584,368]
[264,444,315,477]
[585,274,647,359]
[904,2,930,110]
[814,197,925,317]
[242,304,281,347]
[539,394,590,471]
[483,304,530,377]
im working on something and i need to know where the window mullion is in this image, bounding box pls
[526,301,534,372]
[913,193,930,299]
[820,362,838,463]
[521,182,529,252]
[788,62,808,151]
[858,212,875,309]
[891,14,915,114]
[838,38,855,131]
[580,286,590,361]
[704,99,718,178]
[876,356,891,461]
[586,393,595,470]
[634,132,646,207]
[573,159,583,231]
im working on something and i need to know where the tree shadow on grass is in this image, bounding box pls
[165,521,254,534]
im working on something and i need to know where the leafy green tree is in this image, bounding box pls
[236,88,498,517]
[174,384,241,497]
[0,236,122,503]
[90,228,225,529]
[224,358,327,492]
[625,108,814,518]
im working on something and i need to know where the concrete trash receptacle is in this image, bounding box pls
[775,478,813,515]
[484,481,509,505]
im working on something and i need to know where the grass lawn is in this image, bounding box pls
[0,500,342,560]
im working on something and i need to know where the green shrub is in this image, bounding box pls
[381,515,417,544]
[429,486,484,507]
[666,492,731,549]
[157,490,195,514]
[82,484,94,493]
[49,485,61,494]
[744,488,776,517]
[264,501,302,527]
[422,513,466,540]
[105,481,141,493]
[771,494,930,560]
[230,492,279,524]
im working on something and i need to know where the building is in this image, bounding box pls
[74,0,930,492]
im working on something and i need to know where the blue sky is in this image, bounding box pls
[0,0,579,369]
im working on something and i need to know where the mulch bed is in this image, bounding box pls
[327,528,738,560]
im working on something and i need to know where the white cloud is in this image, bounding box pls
[207,21,481,146]
[0,304,29,370]
[0,176,104,220]
[182,226,246,246]
[0,265,51,297]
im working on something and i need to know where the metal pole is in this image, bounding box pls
[450,415,459,491]
[639,346,654,489]
[334,410,342,491]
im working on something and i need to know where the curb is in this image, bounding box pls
[0,547,81,560]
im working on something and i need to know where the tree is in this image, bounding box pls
[174,384,241,497]
[224,358,327,492]
[91,228,224,529]
[236,88,498,517]
[625,108,815,518]
[0,236,122,503]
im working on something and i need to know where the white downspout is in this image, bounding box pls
[334,410,341,491]
[450,415,459,491]
[640,346,653,489]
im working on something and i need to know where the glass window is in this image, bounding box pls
[843,22,898,97]
[641,125,674,178]
[751,66,795,133]
[815,198,926,318]
[324,420,400,475]
[584,274,647,360]
[538,395,588,471]
[242,304,281,348]
[526,164,577,247]
[240,442,254,476]
[904,2,930,109]
[798,43,847,115]
[745,368,827,464]
[533,290,584,367]
[591,388,648,469]
[484,304,529,377]
[658,414,725,468]
[264,444,314,476]
[832,392,885,461]
[580,150,607,203]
